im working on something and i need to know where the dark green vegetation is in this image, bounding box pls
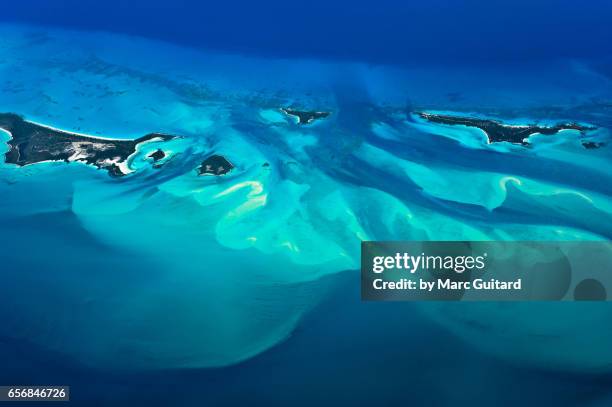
[147,149,166,162]
[418,112,596,146]
[0,113,175,176]
[198,154,234,176]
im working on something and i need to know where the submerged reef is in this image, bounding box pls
[0,113,175,176]
[582,141,605,149]
[280,107,331,125]
[417,112,596,145]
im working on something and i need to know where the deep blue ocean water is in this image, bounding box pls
[1,1,612,406]
[3,0,612,66]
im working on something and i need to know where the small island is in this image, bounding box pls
[281,108,331,125]
[198,154,234,176]
[147,149,166,162]
[417,112,596,146]
[0,113,175,176]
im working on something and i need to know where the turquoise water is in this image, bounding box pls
[1,23,612,404]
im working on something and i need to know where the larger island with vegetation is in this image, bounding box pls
[0,113,176,176]
[417,112,597,146]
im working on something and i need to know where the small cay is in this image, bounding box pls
[198,154,234,176]
[147,149,166,162]
[281,107,331,125]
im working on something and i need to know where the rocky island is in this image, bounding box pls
[147,149,168,169]
[281,108,331,125]
[0,113,175,176]
[198,154,234,176]
[417,112,596,146]
[147,149,166,162]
